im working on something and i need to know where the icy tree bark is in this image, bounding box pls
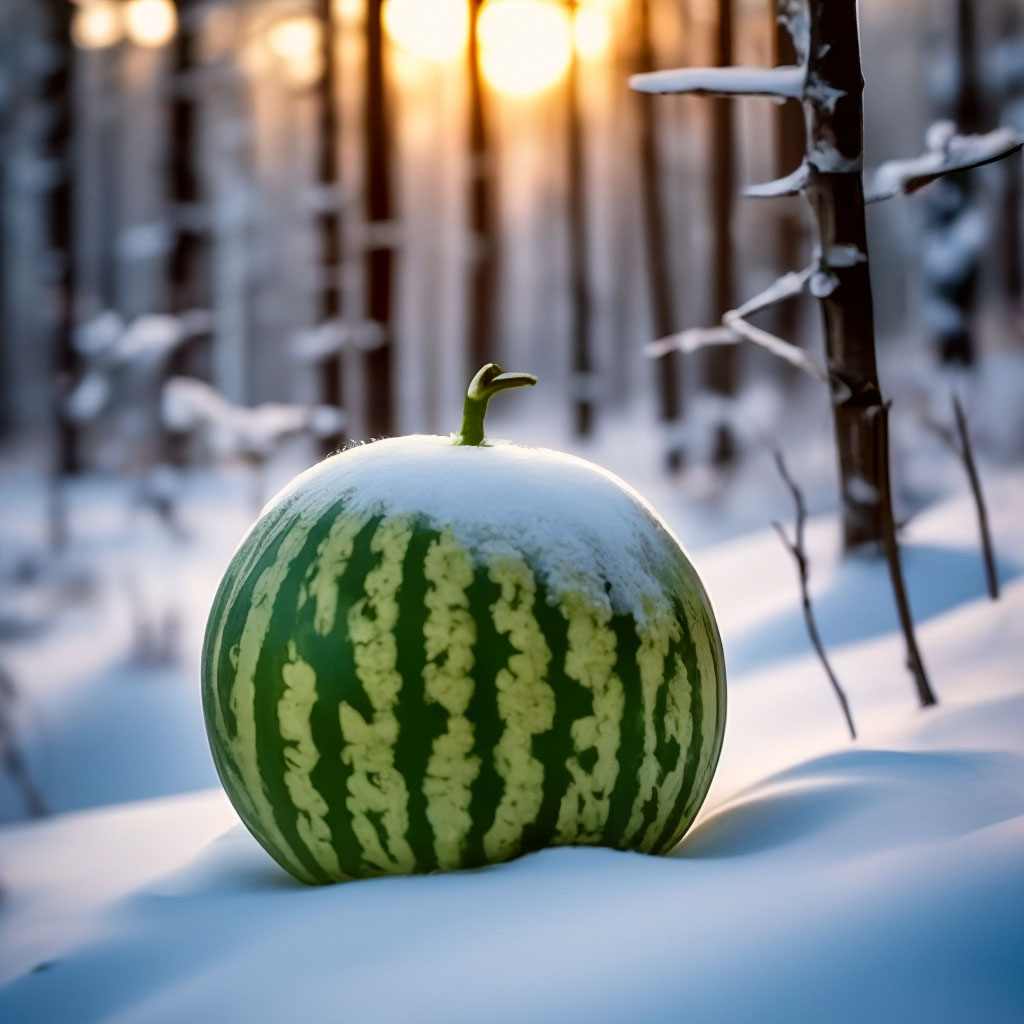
[567,1,594,437]
[466,0,499,374]
[43,0,78,495]
[637,0,682,467]
[363,0,394,438]
[314,0,346,452]
[707,0,737,466]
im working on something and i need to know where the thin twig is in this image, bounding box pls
[920,399,999,600]
[873,403,938,706]
[722,311,828,382]
[732,265,813,319]
[772,450,857,739]
[952,396,999,599]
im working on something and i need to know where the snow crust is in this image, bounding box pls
[265,434,705,621]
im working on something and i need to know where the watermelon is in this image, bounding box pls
[202,365,726,884]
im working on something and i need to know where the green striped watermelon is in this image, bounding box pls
[202,365,726,884]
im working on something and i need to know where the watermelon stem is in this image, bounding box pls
[454,363,537,446]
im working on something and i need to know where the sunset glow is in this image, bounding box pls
[574,5,612,61]
[72,1,123,50]
[479,1,573,98]
[124,0,177,48]
[384,0,469,62]
[266,15,321,63]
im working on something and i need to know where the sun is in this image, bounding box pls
[479,0,573,99]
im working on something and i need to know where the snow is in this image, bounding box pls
[161,377,345,459]
[1,465,1023,1021]
[648,316,827,384]
[867,125,1024,203]
[629,65,805,100]
[263,434,709,623]
[744,162,809,198]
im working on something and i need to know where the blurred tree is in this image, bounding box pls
[363,0,395,439]
[567,0,594,437]
[0,1,16,438]
[465,0,499,375]
[168,1,206,323]
[770,0,804,353]
[42,0,78,549]
[996,0,1023,319]
[707,0,737,467]
[636,0,683,469]
[922,0,992,367]
[314,0,346,453]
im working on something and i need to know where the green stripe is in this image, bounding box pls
[521,582,579,852]
[602,612,644,847]
[675,597,725,831]
[460,565,511,869]
[206,505,304,745]
[630,635,677,844]
[207,512,319,879]
[339,516,417,873]
[250,501,352,883]
[302,514,384,878]
[651,599,704,853]
[392,523,448,873]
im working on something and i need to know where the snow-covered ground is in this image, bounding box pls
[0,448,1022,1022]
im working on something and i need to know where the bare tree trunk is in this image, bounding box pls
[567,1,593,437]
[43,0,77,549]
[770,0,804,349]
[169,2,204,320]
[804,0,936,703]
[637,0,682,469]
[98,44,124,314]
[707,0,736,465]
[161,1,208,472]
[315,0,346,453]
[998,2,1023,315]
[466,0,499,374]
[0,64,10,438]
[363,0,394,439]
[802,0,887,551]
[1004,152,1023,316]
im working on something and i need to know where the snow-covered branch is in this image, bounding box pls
[629,65,805,100]
[722,312,828,382]
[647,311,827,384]
[647,262,828,383]
[866,123,1024,203]
[733,267,813,320]
[646,327,737,360]
[745,163,810,198]
[161,377,344,461]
